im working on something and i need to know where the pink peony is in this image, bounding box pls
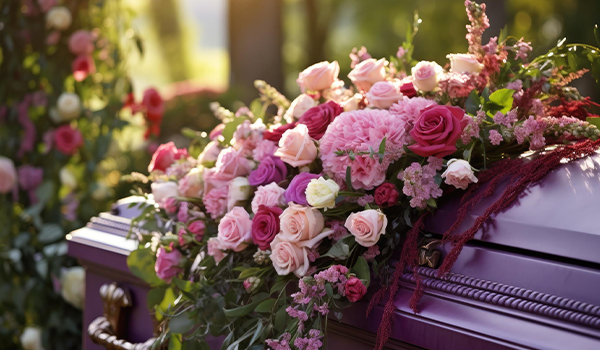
[72,55,96,82]
[348,58,387,92]
[148,142,189,172]
[217,206,253,252]
[274,124,318,167]
[203,186,229,219]
[251,182,286,214]
[54,125,83,155]
[366,80,404,109]
[68,30,94,55]
[408,105,467,158]
[0,157,17,194]
[155,246,183,283]
[213,147,252,181]
[319,109,407,190]
[297,61,340,92]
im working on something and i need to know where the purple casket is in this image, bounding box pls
[328,153,600,349]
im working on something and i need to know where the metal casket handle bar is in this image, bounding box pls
[88,283,157,350]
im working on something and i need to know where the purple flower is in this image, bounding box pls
[284,172,320,205]
[248,156,287,186]
[18,165,43,204]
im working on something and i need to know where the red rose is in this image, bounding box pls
[263,122,298,142]
[400,82,417,98]
[374,183,399,207]
[141,88,164,122]
[72,55,96,82]
[54,125,83,155]
[345,276,367,302]
[148,141,189,172]
[297,101,344,140]
[251,205,283,250]
[408,105,468,157]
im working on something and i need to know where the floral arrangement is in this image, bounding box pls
[0,1,149,349]
[126,1,600,349]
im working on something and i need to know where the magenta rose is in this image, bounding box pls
[54,125,83,155]
[297,101,344,140]
[284,172,320,205]
[252,205,284,250]
[148,142,189,172]
[155,246,183,283]
[263,122,298,142]
[408,105,468,158]
[345,276,367,302]
[400,81,417,98]
[72,55,96,82]
[248,156,288,186]
[374,183,399,207]
[141,88,164,122]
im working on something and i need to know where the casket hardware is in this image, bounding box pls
[418,239,442,268]
[88,282,158,350]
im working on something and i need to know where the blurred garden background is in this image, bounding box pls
[1,0,599,349]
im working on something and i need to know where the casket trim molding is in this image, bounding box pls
[402,267,600,329]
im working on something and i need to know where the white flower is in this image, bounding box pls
[283,94,316,123]
[20,327,43,350]
[151,181,179,203]
[55,92,81,122]
[61,266,85,310]
[447,53,484,74]
[442,159,478,190]
[46,6,72,31]
[411,61,443,92]
[59,167,77,189]
[227,176,251,210]
[305,177,340,210]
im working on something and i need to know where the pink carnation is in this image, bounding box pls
[203,187,229,219]
[389,97,437,131]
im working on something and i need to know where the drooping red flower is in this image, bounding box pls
[263,122,298,142]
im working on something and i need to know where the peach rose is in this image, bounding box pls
[284,94,317,123]
[442,158,478,190]
[344,209,387,247]
[270,235,309,277]
[411,61,443,92]
[348,58,387,92]
[447,53,483,74]
[279,203,332,248]
[217,206,252,252]
[366,80,404,109]
[297,61,340,92]
[274,124,317,167]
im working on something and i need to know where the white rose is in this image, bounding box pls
[305,177,340,210]
[20,327,43,350]
[283,94,317,123]
[227,176,251,210]
[151,181,179,203]
[197,141,222,165]
[46,6,72,31]
[56,92,81,122]
[59,167,77,189]
[447,53,484,74]
[442,159,478,190]
[60,266,85,309]
[411,61,443,92]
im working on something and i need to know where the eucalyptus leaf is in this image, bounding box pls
[169,312,195,334]
[38,224,63,244]
[254,299,276,313]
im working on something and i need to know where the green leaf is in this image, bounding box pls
[249,321,264,345]
[169,333,183,350]
[127,248,166,287]
[345,167,354,192]
[594,25,600,47]
[238,267,261,280]
[146,287,166,311]
[274,306,288,332]
[223,299,264,318]
[426,198,437,208]
[488,89,515,113]
[352,257,370,288]
[324,238,351,259]
[254,299,277,313]
[499,25,508,43]
[465,90,481,115]
[221,117,249,145]
[169,311,195,334]
[38,224,63,244]
[249,99,265,121]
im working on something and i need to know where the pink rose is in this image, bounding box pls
[155,246,183,283]
[251,182,286,214]
[198,141,222,165]
[148,142,189,172]
[214,147,252,181]
[297,101,344,140]
[274,124,317,167]
[68,30,94,55]
[345,276,367,302]
[279,203,329,248]
[447,53,483,74]
[72,55,96,82]
[284,94,317,123]
[217,206,252,252]
[270,235,308,277]
[441,159,478,190]
[374,183,399,207]
[365,80,404,109]
[408,105,468,157]
[151,181,179,203]
[347,58,387,92]
[297,61,340,92]
[0,156,17,194]
[411,61,442,92]
[187,220,206,241]
[252,205,283,250]
[344,209,387,247]
[54,125,83,155]
[207,237,227,264]
[178,167,204,198]
[209,124,225,141]
[141,88,164,122]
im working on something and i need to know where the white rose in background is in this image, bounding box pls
[20,327,43,350]
[347,58,388,92]
[366,80,404,109]
[283,94,317,123]
[411,61,443,92]
[306,177,340,210]
[46,6,72,31]
[447,53,483,74]
[442,159,478,190]
[345,209,388,247]
[60,266,85,309]
[227,176,251,210]
[55,92,81,122]
[59,167,77,189]
[0,156,17,194]
[151,181,179,203]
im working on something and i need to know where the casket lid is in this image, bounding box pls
[425,152,600,265]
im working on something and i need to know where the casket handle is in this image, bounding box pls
[88,283,158,350]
